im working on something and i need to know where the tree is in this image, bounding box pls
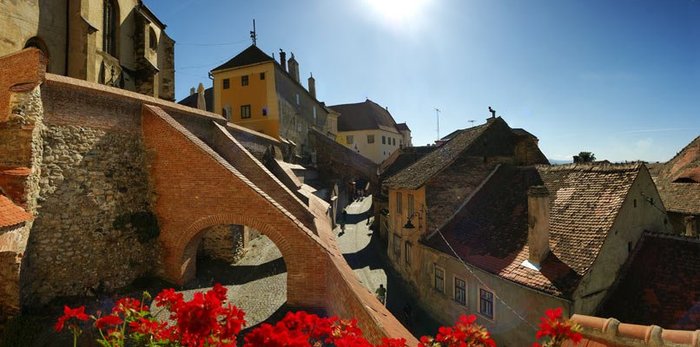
[574,152,596,163]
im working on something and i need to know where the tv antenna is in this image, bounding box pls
[435,108,441,140]
[250,19,257,46]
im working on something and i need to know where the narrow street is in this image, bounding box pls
[337,195,441,338]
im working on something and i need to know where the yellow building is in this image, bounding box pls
[209,45,336,160]
[0,0,175,100]
[330,99,410,164]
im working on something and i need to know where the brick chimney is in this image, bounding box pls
[288,53,300,82]
[685,216,697,237]
[279,49,287,72]
[308,73,316,99]
[527,185,550,267]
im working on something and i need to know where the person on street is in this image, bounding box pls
[375,284,387,305]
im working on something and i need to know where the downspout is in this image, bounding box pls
[65,0,70,75]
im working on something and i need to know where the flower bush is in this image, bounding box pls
[54,284,580,347]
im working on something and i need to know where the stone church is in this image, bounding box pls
[0,0,175,100]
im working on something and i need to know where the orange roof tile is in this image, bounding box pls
[0,195,32,228]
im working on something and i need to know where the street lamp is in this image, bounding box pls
[403,205,424,229]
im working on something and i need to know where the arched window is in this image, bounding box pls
[148,27,158,50]
[103,0,118,56]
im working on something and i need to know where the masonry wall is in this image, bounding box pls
[199,225,246,263]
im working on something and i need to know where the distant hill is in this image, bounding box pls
[548,159,572,165]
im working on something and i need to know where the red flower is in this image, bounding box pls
[54,305,89,332]
[113,297,144,315]
[95,314,123,330]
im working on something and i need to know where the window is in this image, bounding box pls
[296,93,300,105]
[407,194,415,216]
[454,277,466,305]
[367,135,375,144]
[393,234,401,258]
[223,78,230,89]
[382,136,386,144]
[260,72,265,80]
[346,135,354,144]
[103,0,118,56]
[240,105,251,119]
[148,27,157,50]
[392,138,396,146]
[241,75,249,86]
[434,265,445,293]
[479,288,494,320]
[313,107,317,121]
[396,192,402,213]
[262,107,268,116]
[404,242,412,266]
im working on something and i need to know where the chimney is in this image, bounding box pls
[190,87,195,95]
[279,49,287,72]
[288,53,300,82]
[196,83,206,111]
[685,216,698,237]
[526,185,550,268]
[308,73,316,99]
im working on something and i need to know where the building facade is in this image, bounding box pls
[330,100,410,164]
[382,116,673,345]
[0,0,175,100]
[210,45,337,162]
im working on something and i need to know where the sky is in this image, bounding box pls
[144,0,699,163]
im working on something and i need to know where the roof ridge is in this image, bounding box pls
[536,162,643,172]
[642,230,700,243]
[664,135,700,164]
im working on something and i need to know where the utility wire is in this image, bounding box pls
[435,229,539,331]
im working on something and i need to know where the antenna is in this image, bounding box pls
[468,120,475,125]
[250,19,257,46]
[435,108,441,140]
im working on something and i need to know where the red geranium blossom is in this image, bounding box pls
[54,305,89,332]
[95,314,123,330]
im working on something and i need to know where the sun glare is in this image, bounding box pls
[364,0,431,27]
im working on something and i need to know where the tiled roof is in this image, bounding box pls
[330,99,400,132]
[566,314,700,346]
[597,232,700,330]
[211,45,274,72]
[653,136,700,214]
[396,122,410,131]
[0,195,32,228]
[177,87,213,112]
[379,146,435,181]
[424,163,643,297]
[384,120,494,190]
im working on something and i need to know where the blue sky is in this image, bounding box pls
[145,0,699,162]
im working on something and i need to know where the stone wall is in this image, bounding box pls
[23,123,158,304]
[199,224,246,263]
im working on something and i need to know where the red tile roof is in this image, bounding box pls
[597,232,700,330]
[0,195,32,228]
[564,314,700,346]
[424,163,642,297]
[653,136,700,214]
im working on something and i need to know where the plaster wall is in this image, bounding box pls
[572,167,672,314]
[337,128,403,164]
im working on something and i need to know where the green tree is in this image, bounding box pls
[575,151,596,163]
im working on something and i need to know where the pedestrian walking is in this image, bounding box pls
[375,284,387,305]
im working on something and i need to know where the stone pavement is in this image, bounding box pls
[337,196,441,339]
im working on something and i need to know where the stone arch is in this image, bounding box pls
[24,37,50,70]
[170,213,294,285]
[161,212,326,307]
[103,0,119,57]
[148,26,158,50]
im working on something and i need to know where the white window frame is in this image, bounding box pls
[478,286,496,321]
[434,264,445,293]
[453,276,466,306]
